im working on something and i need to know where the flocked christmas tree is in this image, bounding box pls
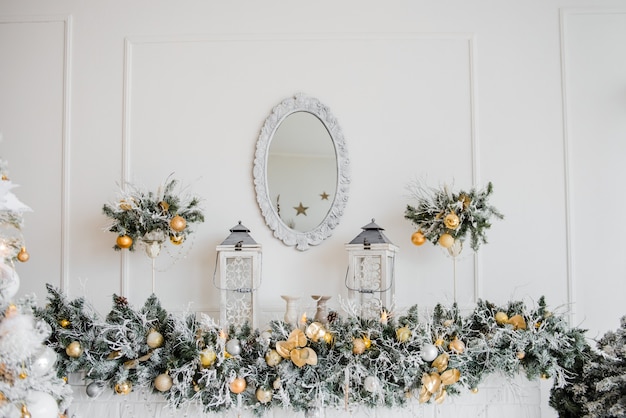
[0,146,71,418]
[550,316,626,418]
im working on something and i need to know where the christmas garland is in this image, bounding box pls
[102,176,204,251]
[405,181,503,253]
[35,285,591,416]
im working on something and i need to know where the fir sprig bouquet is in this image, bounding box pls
[405,181,503,253]
[35,286,592,416]
[102,176,204,251]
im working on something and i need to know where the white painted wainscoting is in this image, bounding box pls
[66,374,542,418]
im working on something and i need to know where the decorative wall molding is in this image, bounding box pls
[121,32,479,302]
[558,7,626,326]
[0,14,73,293]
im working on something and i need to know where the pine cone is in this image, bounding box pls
[327,311,338,324]
[114,295,128,307]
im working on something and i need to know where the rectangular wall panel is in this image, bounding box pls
[123,35,476,312]
[563,10,626,337]
[0,18,68,298]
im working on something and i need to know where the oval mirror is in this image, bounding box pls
[253,94,350,250]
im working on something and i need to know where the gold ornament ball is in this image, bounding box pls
[170,215,187,232]
[229,377,247,394]
[115,381,132,395]
[517,351,526,360]
[116,235,133,249]
[17,247,29,262]
[66,341,83,358]
[444,212,460,229]
[471,387,479,394]
[199,348,217,367]
[352,338,366,355]
[147,330,164,348]
[396,326,411,343]
[256,387,273,404]
[21,404,31,418]
[154,373,173,392]
[265,349,282,367]
[170,234,184,245]
[438,233,455,249]
[411,230,426,246]
[495,311,509,325]
[59,319,71,328]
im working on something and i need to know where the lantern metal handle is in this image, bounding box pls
[212,252,262,293]
[343,256,395,294]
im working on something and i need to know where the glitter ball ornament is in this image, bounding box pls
[229,377,246,394]
[65,341,83,358]
[59,319,70,328]
[146,329,164,348]
[495,311,509,325]
[170,215,186,232]
[411,230,426,246]
[438,233,455,249]
[16,247,29,262]
[444,212,460,229]
[265,349,282,367]
[199,348,216,367]
[116,235,132,249]
[352,338,366,355]
[115,381,132,395]
[255,387,273,404]
[154,373,173,392]
[396,326,411,343]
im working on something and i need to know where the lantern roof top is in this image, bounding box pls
[348,219,394,246]
[220,221,258,246]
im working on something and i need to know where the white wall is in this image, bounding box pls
[1,1,625,417]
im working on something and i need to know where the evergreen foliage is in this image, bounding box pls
[35,287,596,416]
[550,316,626,417]
[102,176,204,251]
[405,181,503,251]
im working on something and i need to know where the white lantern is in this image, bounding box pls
[215,221,261,328]
[345,219,398,319]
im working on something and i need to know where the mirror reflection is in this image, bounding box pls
[268,111,337,232]
[253,93,350,250]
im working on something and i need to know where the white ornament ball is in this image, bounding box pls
[226,339,241,356]
[31,345,57,377]
[25,391,58,418]
[154,373,173,392]
[146,330,164,348]
[420,344,439,362]
[363,376,380,393]
[0,263,20,304]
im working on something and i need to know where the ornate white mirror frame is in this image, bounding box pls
[253,93,350,250]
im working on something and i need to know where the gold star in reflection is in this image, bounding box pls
[294,202,309,216]
[320,191,329,200]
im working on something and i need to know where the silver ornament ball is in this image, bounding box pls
[226,338,241,356]
[86,381,105,398]
[420,343,439,362]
